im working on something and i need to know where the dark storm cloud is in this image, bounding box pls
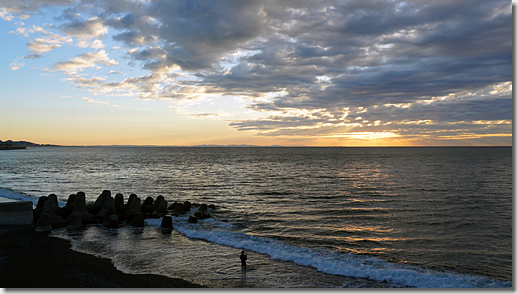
[179,0,511,122]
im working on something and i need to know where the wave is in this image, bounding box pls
[2,186,510,288]
[0,187,69,207]
[0,187,40,206]
[167,216,511,288]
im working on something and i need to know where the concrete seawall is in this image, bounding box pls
[0,201,34,225]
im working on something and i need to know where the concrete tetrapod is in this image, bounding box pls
[114,193,125,214]
[71,192,97,224]
[42,198,67,229]
[33,196,48,223]
[131,212,145,227]
[67,213,83,231]
[187,215,198,223]
[88,190,111,215]
[103,214,120,229]
[160,215,173,228]
[152,198,168,218]
[121,196,141,222]
[35,213,53,232]
[60,194,77,218]
[96,196,117,221]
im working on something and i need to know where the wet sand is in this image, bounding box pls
[0,225,204,288]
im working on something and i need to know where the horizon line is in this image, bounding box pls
[33,144,513,148]
[1,140,512,148]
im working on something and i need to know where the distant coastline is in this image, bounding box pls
[0,146,26,150]
[0,140,59,149]
[0,140,511,148]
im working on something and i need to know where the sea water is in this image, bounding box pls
[0,147,512,288]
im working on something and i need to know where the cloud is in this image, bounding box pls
[0,0,75,21]
[228,81,512,142]
[9,61,25,70]
[82,97,120,107]
[27,38,62,54]
[170,106,230,120]
[1,0,512,144]
[77,39,105,49]
[9,25,73,57]
[0,9,15,21]
[59,17,108,39]
[53,50,118,73]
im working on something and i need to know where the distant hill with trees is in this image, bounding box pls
[0,140,59,149]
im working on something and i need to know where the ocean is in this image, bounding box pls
[0,146,512,288]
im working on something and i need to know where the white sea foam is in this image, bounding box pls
[0,188,40,206]
[144,218,162,226]
[159,216,511,288]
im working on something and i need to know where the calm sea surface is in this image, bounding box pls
[0,147,512,288]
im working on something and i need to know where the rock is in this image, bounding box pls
[199,204,208,211]
[35,213,53,232]
[188,216,198,223]
[103,214,119,229]
[208,204,216,210]
[160,215,173,228]
[131,212,145,227]
[67,213,83,231]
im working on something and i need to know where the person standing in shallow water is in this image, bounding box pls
[240,251,247,270]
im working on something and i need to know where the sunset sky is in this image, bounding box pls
[0,0,512,146]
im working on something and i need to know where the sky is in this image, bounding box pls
[0,0,513,146]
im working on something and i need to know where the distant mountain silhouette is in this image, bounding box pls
[0,140,59,147]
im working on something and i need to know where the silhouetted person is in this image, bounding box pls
[240,251,247,270]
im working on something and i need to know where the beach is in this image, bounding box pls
[0,225,204,288]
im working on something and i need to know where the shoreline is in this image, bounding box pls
[0,225,204,288]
